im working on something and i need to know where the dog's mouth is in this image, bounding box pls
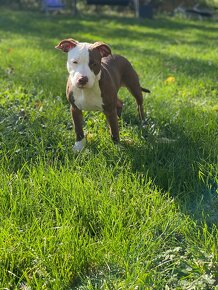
[77,84,87,89]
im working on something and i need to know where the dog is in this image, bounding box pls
[55,39,150,151]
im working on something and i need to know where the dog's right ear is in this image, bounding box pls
[55,38,78,53]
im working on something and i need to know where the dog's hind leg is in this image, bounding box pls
[123,68,147,121]
[116,98,123,118]
[127,83,145,121]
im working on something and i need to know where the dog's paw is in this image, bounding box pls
[72,138,86,152]
[141,119,148,129]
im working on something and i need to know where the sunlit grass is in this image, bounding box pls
[0,8,217,289]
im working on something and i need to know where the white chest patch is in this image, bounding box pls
[72,78,103,112]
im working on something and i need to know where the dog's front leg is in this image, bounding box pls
[71,105,86,151]
[105,110,120,143]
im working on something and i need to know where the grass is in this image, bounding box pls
[0,8,217,289]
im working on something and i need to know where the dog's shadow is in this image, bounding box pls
[88,110,218,226]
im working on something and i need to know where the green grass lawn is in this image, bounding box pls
[0,8,217,289]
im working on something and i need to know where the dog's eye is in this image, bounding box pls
[72,60,78,64]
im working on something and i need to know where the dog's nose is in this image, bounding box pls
[77,76,88,86]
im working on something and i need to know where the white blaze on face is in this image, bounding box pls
[67,43,96,89]
[66,42,103,112]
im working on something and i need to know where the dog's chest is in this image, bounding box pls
[73,82,103,112]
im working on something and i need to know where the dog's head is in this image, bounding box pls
[55,39,111,89]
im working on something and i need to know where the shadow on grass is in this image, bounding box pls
[1,9,218,92]
[86,103,218,226]
[1,8,218,35]
[128,141,217,226]
[1,8,218,100]
[1,9,218,47]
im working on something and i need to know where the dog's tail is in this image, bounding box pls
[141,87,151,93]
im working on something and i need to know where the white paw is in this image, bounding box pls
[72,138,86,152]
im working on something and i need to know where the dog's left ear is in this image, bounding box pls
[55,38,78,53]
[92,42,111,58]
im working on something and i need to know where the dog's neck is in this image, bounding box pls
[70,73,103,112]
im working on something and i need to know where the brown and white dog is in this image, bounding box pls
[55,39,150,151]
